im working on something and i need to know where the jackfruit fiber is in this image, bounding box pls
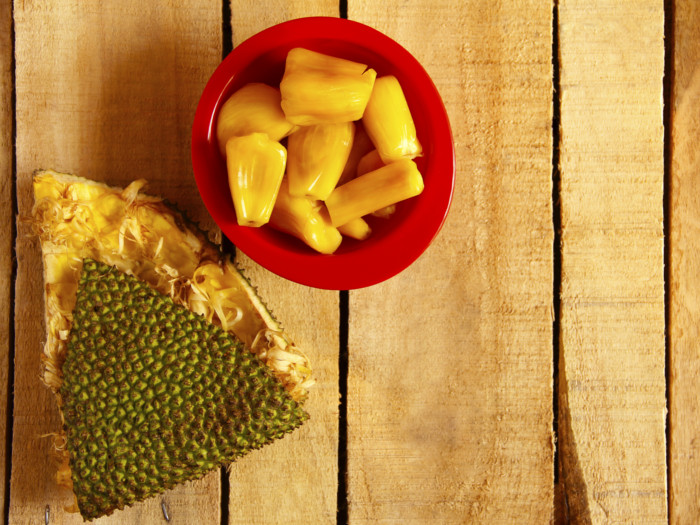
[62,259,308,521]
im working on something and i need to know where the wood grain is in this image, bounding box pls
[12,1,222,523]
[347,1,554,522]
[557,0,667,522]
[0,0,12,518]
[669,1,700,522]
[227,3,341,524]
[230,0,338,44]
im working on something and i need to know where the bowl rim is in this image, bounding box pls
[192,16,455,290]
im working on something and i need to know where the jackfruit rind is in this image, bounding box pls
[62,259,308,521]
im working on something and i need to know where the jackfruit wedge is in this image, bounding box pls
[31,170,314,516]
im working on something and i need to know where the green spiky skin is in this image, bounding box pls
[61,259,309,521]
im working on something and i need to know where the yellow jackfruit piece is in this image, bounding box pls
[280,48,377,125]
[362,75,422,163]
[338,217,372,240]
[269,180,342,254]
[325,159,424,227]
[356,149,384,177]
[286,121,355,201]
[216,83,295,154]
[225,133,287,227]
[338,122,374,187]
[356,149,396,219]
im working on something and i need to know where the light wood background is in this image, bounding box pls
[1,0,698,523]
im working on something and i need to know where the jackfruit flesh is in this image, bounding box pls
[325,159,424,227]
[337,217,371,240]
[268,180,342,255]
[337,121,374,187]
[225,133,287,227]
[280,48,377,125]
[362,75,422,163]
[286,121,355,201]
[63,259,308,520]
[356,149,385,177]
[356,149,396,219]
[216,82,295,154]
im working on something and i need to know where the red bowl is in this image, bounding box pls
[192,17,454,290]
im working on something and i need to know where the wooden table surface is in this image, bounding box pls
[1,1,698,523]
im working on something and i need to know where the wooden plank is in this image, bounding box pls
[557,1,667,522]
[226,3,340,524]
[12,1,222,523]
[347,1,554,522]
[669,1,700,522]
[0,0,12,517]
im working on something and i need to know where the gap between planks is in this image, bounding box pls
[551,0,563,509]
[337,290,349,525]
[3,0,16,521]
[219,3,351,524]
[662,0,674,519]
[336,8,349,525]
[220,0,233,523]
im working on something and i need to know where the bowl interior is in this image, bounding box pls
[192,18,454,289]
